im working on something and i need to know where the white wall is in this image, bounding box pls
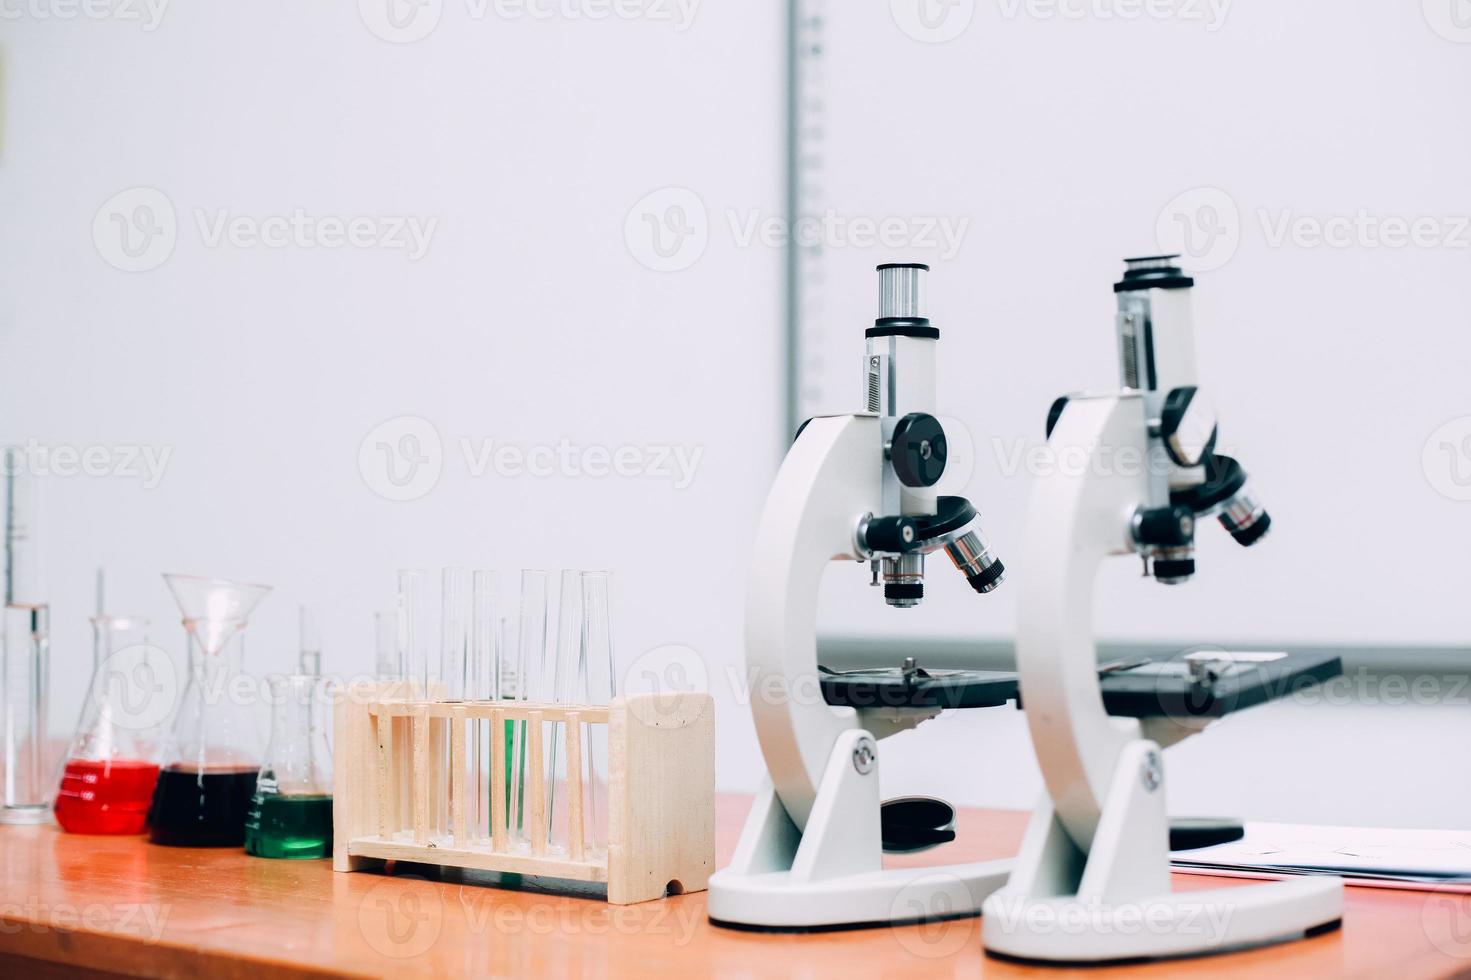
[801,0,1471,827]
[4,2,1468,832]
[0,3,785,773]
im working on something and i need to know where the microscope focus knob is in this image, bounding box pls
[889,413,948,488]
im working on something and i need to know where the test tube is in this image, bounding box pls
[509,570,548,848]
[469,571,497,843]
[394,570,428,837]
[397,570,429,698]
[545,570,581,853]
[440,568,468,701]
[579,571,616,853]
[495,610,512,841]
[2,451,49,824]
[439,567,468,841]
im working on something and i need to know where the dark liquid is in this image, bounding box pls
[148,766,258,847]
[244,794,333,859]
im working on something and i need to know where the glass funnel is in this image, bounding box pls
[148,573,272,847]
[245,674,333,859]
[54,615,166,834]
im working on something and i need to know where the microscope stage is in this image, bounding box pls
[818,666,1018,710]
[1087,650,1342,720]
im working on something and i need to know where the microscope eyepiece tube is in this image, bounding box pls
[866,263,938,418]
[1113,255,1199,394]
[877,263,928,320]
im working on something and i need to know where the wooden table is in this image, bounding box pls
[0,796,1465,978]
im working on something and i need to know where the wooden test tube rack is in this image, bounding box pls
[332,682,715,905]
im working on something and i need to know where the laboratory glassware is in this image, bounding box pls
[245,674,334,859]
[508,569,548,848]
[2,450,50,825]
[148,573,272,847]
[392,570,428,835]
[434,565,467,839]
[469,570,498,842]
[54,615,164,834]
[579,571,616,853]
[1,603,50,824]
[374,608,398,680]
[298,605,322,676]
[544,569,581,853]
[398,570,429,697]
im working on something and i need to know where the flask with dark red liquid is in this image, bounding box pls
[54,615,166,835]
[148,574,272,847]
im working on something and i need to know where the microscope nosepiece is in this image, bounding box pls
[1176,455,1271,548]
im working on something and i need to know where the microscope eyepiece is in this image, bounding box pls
[876,263,929,320]
[1113,255,1195,294]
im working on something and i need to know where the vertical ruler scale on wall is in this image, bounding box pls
[787,0,830,433]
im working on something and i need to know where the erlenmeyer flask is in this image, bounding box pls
[245,674,333,859]
[54,615,166,835]
[149,573,272,847]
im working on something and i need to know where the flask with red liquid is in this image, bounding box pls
[54,615,167,835]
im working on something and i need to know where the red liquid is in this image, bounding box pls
[54,759,161,835]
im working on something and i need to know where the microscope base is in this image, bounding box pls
[982,740,1343,963]
[709,730,1011,930]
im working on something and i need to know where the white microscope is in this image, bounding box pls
[982,256,1344,962]
[708,263,1016,930]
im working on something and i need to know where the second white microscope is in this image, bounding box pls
[708,263,1015,930]
[982,256,1344,962]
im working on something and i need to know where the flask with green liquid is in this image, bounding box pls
[245,674,333,859]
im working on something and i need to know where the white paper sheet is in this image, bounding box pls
[1172,822,1471,893]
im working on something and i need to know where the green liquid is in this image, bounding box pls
[244,794,333,859]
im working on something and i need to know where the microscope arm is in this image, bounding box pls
[1016,394,1149,851]
[746,413,882,831]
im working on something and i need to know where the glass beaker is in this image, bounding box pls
[245,674,333,859]
[148,573,272,847]
[54,615,166,835]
